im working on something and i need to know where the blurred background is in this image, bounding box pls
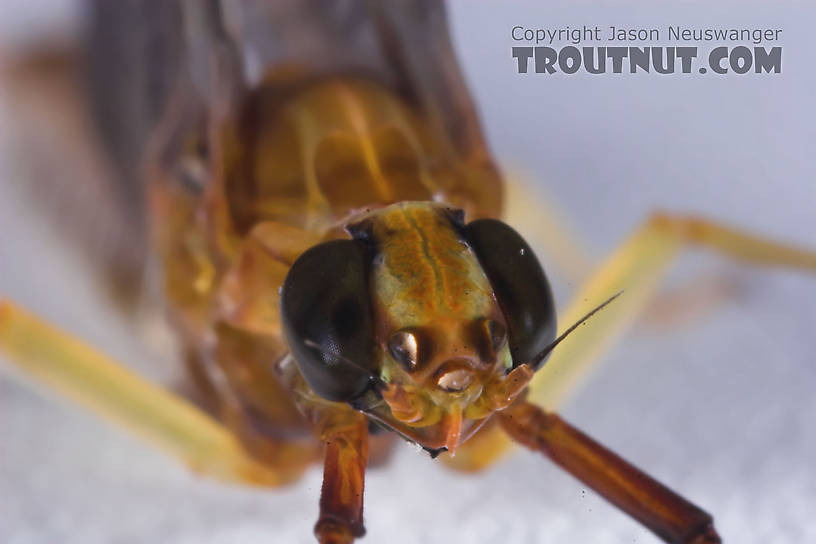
[1,1,814,543]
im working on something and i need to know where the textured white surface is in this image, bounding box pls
[2,1,816,543]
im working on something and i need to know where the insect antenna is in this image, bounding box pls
[527,290,624,369]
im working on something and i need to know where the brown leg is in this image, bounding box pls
[450,213,816,473]
[499,402,720,544]
[314,408,370,544]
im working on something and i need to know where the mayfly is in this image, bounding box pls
[1,2,815,543]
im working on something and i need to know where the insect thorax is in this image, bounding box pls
[220,78,501,235]
[146,77,504,451]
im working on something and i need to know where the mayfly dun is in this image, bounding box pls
[1,2,815,543]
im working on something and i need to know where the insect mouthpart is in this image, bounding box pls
[435,363,474,393]
[372,360,535,455]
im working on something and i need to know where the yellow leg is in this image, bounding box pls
[447,212,816,471]
[0,300,300,487]
[529,212,816,409]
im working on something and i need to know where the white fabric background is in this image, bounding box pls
[1,1,815,543]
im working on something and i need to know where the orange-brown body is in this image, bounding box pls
[6,4,812,542]
[148,77,504,473]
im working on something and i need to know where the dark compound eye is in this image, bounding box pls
[388,330,420,371]
[463,219,557,370]
[472,318,507,363]
[280,239,377,402]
